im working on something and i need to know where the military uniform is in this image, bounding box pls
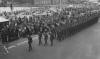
[42,25,49,46]
[38,24,43,45]
[27,35,33,52]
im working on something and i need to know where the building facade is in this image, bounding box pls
[34,0,88,5]
[34,0,51,5]
[3,0,94,6]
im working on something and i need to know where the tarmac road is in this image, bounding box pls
[1,20,100,59]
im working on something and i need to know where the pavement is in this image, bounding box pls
[1,20,100,59]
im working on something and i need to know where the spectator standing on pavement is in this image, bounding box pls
[27,35,33,52]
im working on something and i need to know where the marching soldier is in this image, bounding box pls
[44,32,48,46]
[49,31,55,46]
[43,24,49,46]
[27,35,33,52]
[38,23,43,45]
[38,32,42,45]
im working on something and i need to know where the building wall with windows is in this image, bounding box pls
[34,0,51,5]
[34,0,88,5]
[5,0,93,6]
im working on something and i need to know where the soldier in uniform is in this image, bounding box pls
[27,35,33,52]
[43,24,49,46]
[44,32,48,46]
[49,30,55,46]
[38,23,43,45]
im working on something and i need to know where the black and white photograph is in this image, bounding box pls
[0,0,100,59]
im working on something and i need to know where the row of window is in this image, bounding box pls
[34,0,88,5]
[34,0,51,5]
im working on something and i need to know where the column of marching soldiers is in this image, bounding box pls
[0,7,100,46]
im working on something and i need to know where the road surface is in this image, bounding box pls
[1,20,100,59]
